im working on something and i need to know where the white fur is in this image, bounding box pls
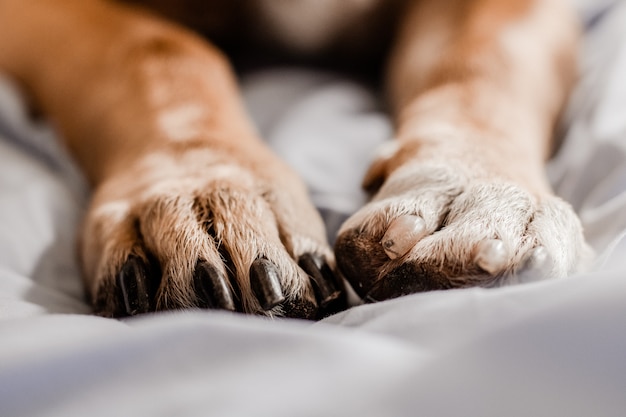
[90,200,131,224]
[339,160,591,281]
[157,103,207,142]
[374,140,400,161]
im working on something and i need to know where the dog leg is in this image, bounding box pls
[335,0,593,300]
[0,0,343,318]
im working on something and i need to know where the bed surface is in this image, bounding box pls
[2,1,626,416]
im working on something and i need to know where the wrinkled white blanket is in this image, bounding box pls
[2,1,626,416]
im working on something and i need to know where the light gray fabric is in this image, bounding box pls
[1,1,626,416]
[549,0,626,254]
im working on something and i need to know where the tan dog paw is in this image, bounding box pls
[335,162,593,302]
[80,149,344,319]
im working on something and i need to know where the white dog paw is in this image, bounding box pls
[335,163,593,301]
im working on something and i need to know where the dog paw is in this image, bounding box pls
[335,162,593,302]
[81,149,345,319]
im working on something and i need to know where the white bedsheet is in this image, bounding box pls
[2,1,626,416]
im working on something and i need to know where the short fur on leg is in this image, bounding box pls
[336,0,593,300]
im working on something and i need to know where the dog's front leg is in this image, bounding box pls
[0,0,343,318]
[336,0,593,300]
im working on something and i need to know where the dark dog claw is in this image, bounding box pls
[194,261,236,311]
[116,256,151,316]
[250,258,285,311]
[298,253,342,307]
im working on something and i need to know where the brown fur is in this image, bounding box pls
[0,0,592,317]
